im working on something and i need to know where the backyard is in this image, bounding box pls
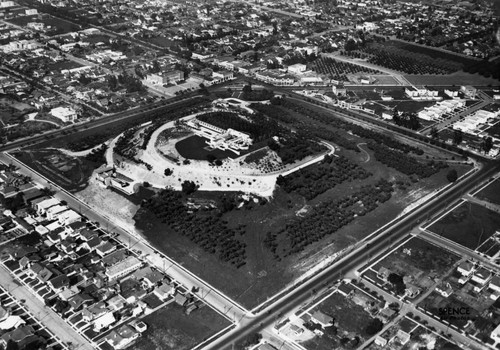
[475,178,500,206]
[133,303,231,350]
[427,201,500,250]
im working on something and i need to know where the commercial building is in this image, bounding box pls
[105,256,142,280]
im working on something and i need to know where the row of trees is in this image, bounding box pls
[279,99,424,156]
[276,154,371,200]
[138,189,247,267]
[265,179,395,259]
[393,110,421,130]
[367,141,447,178]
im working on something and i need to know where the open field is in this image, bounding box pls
[404,72,500,86]
[475,178,500,206]
[133,303,231,350]
[427,201,500,250]
[46,60,83,71]
[13,148,104,192]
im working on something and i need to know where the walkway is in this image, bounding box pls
[357,143,370,163]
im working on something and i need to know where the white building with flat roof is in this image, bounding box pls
[106,256,142,280]
[50,107,77,123]
[36,198,60,215]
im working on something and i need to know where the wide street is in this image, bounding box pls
[204,157,499,349]
[0,265,93,350]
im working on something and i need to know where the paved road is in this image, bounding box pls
[0,94,202,152]
[0,265,93,350]
[418,228,500,272]
[204,159,499,349]
[0,153,250,326]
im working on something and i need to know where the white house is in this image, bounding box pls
[50,107,77,123]
[287,63,307,75]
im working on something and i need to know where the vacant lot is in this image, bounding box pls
[428,201,500,250]
[133,303,230,350]
[371,237,459,292]
[475,178,500,206]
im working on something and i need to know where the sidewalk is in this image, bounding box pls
[0,266,93,350]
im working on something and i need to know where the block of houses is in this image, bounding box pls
[82,302,109,322]
[143,270,164,289]
[45,205,68,220]
[106,324,139,350]
[310,310,334,328]
[491,323,500,341]
[68,293,94,311]
[378,308,396,323]
[489,275,500,294]
[0,325,35,348]
[472,267,492,288]
[57,209,81,226]
[154,283,174,301]
[105,256,142,280]
[47,274,70,293]
[435,282,453,298]
[35,197,60,215]
[106,295,126,312]
[174,293,187,306]
[50,106,77,123]
[377,266,391,282]
[93,312,116,332]
[395,330,411,345]
[96,241,117,257]
[289,324,304,336]
[404,284,421,299]
[374,335,388,346]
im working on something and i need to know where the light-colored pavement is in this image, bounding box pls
[0,265,93,350]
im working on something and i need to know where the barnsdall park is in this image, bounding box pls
[12,96,473,308]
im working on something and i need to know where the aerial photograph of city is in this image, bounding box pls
[0,0,499,349]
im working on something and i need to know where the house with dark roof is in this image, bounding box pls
[0,325,35,347]
[68,293,94,311]
[48,274,70,293]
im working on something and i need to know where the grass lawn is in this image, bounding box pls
[313,292,374,337]
[12,149,103,192]
[428,201,500,250]
[404,72,500,86]
[46,60,83,71]
[133,303,231,350]
[372,237,459,291]
[475,178,500,206]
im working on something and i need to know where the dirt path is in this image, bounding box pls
[357,143,370,163]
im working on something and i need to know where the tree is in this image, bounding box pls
[430,126,438,139]
[364,318,383,335]
[143,181,151,188]
[446,169,458,182]
[453,129,463,145]
[242,84,252,94]
[181,180,198,195]
[164,168,173,176]
[481,136,493,153]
